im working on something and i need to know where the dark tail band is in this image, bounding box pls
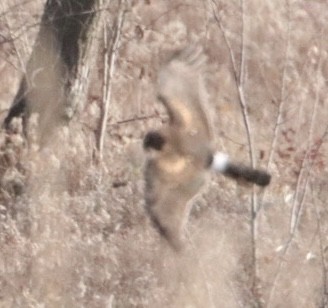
[223,163,271,186]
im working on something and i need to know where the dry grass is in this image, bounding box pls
[0,0,328,307]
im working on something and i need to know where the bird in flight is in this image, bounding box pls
[143,45,270,251]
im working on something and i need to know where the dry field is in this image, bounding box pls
[0,0,327,307]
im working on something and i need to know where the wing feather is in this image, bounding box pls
[157,45,212,141]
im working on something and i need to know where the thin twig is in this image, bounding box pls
[211,0,259,297]
[266,0,291,171]
[312,184,328,305]
[0,2,28,73]
[0,0,36,19]
[257,0,292,217]
[210,0,256,184]
[239,0,245,87]
[290,28,323,235]
[210,0,239,82]
[0,5,122,47]
[97,0,126,161]
[110,113,161,126]
[267,157,313,307]
[267,44,324,305]
[80,113,162,133]
[0,21,42,46]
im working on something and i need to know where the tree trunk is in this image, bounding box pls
[3,0,104,141]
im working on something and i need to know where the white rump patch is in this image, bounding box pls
[212,152,229,172]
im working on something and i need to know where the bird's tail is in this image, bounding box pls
[211,152,271,187]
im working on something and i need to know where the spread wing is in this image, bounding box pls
[157,45,212,141]
[145,179,193,251]
[144,45,212,250]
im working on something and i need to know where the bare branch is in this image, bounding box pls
[257,0,292,214]
[313,185,328,305]
[290,31,322,235]
[266,0,291,171]
[110,113,162,126]
[210,0,239,83]
[211,0,259,297]
[210,0,255,169]
[267,42,325,304]
[96,0,126,161]
[0,2,30,73]
[0,0,36,20]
